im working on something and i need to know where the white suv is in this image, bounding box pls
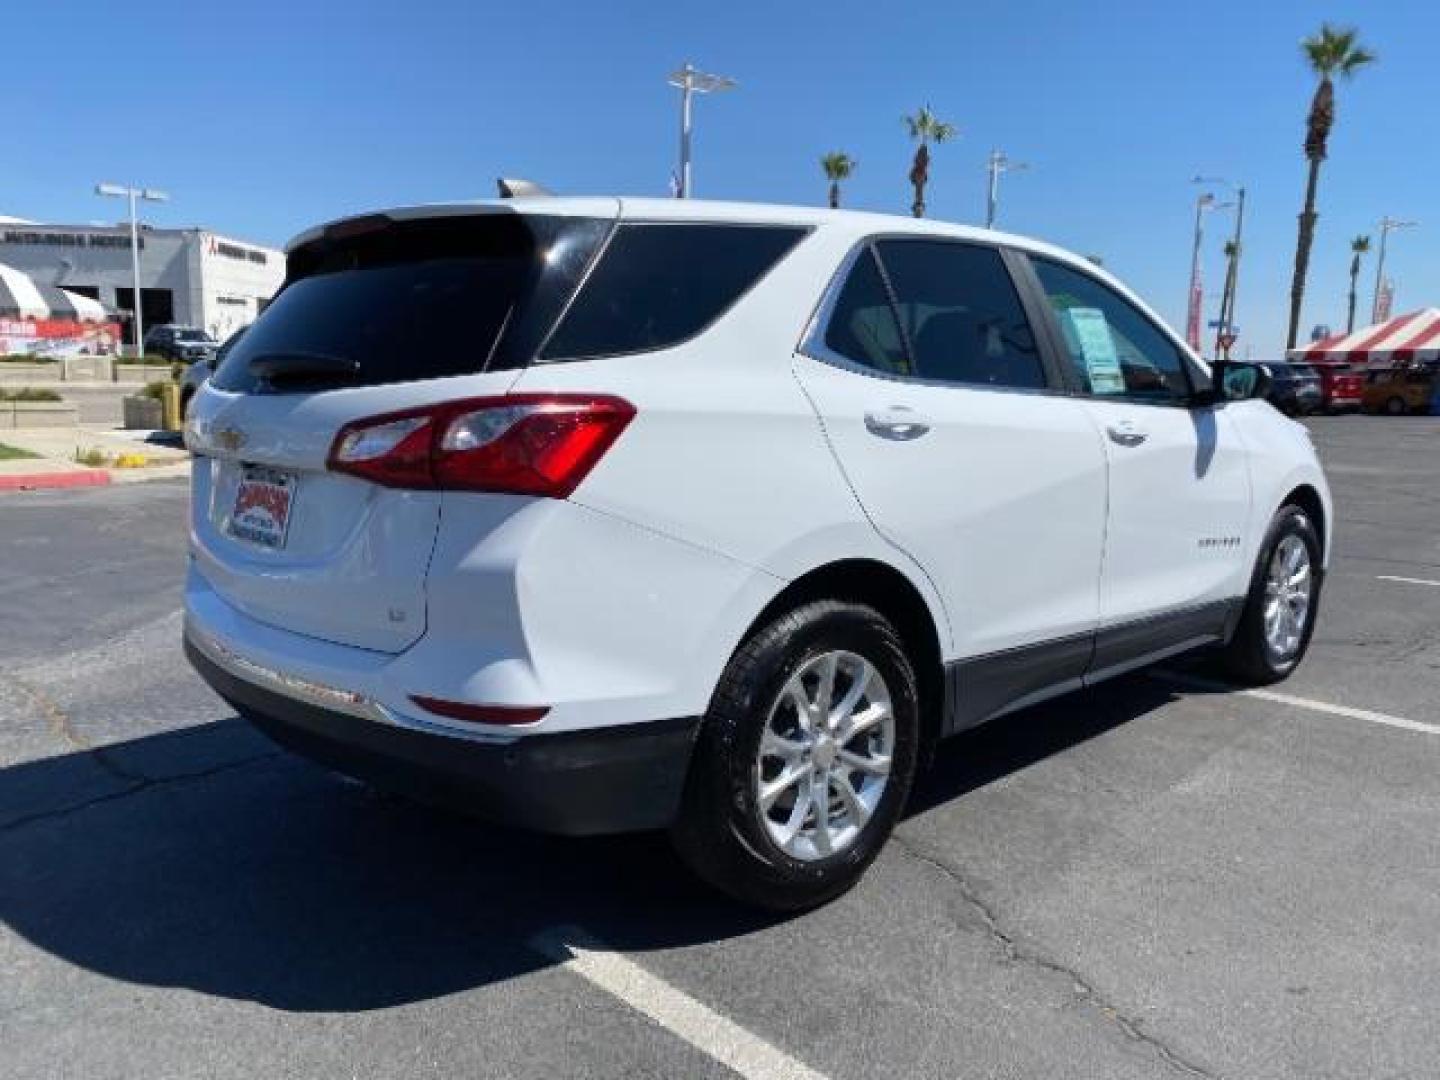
[185,198,1330,909]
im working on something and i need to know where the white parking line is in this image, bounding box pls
[1376,574,1440,587]
[1155,670,1440,738]
[530,925,827,1080]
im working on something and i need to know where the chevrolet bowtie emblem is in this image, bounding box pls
[215,426,248,453]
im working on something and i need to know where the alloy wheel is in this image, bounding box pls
[754,650,895,861]
[1263,534,1313,659]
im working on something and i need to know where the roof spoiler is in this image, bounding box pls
[496,177,554,199]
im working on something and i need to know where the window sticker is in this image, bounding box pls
[1064,307,1125,394]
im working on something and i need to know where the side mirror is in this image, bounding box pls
[1220,361,1271,402]
[1202,360,1270,405]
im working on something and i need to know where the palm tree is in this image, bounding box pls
[821,152,856,209]
[1215,240,1240,357]
[1346,234,1371,332]
[903,106,957,218]
[1285,24,1377,349]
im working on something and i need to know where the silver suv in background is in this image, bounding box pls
[180,328,246,420]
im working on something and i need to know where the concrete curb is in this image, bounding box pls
[108,462,191,485]
[0,469,111,492]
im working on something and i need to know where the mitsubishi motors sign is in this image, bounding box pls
[205,234,269,265]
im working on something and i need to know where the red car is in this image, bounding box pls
[1310,362,1365,412]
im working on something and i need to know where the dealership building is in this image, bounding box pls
[0,217,285,344]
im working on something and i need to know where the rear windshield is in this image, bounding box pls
[212,214,611,393]
[539,223,806,361]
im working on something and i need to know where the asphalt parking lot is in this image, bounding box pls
[2,415,1437,1080]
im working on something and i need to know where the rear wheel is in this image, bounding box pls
[1218,506,1322,685]
[671,600,919,910]
[1386,395,1407,415]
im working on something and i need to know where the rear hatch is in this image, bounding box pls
[188,206,616,653]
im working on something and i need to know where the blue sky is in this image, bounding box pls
[10,0,1435,357]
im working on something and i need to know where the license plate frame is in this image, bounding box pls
[227,465,297,550]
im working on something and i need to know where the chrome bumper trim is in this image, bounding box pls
[184,619,519,746]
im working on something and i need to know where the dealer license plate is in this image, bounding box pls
[228,466,296,549]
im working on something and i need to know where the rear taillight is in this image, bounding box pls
[327,394,635,498]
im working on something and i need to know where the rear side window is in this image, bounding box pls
[822,248,908,375]
[540,223,805,361]
[212,214,610,393]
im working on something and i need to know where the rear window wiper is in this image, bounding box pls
[246,351,360,382]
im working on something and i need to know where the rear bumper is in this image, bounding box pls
[185,636,700,836]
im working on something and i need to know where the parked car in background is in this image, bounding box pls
[145,324,218,363]
[1264,361,1324,416]
[1309,361,1364,413]
[1362,366,1438,415]
[183,197,1331,909]
[180,327,246,420]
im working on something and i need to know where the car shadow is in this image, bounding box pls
[0,672,1189,1014]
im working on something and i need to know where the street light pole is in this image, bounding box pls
[667,63,736,199]
[1194,176,1245,358]
[126,188,141,353]
[1371,216,1418,323]
[96,182,169,355]
[984,150,1028,229]
[678,75,693,199]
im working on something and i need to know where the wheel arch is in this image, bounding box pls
[740,558,948,769]
[1282,483,1327,557]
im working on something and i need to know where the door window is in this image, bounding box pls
[1031,257,1193,404]
[874,240,1046,390]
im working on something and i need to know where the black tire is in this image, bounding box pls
[1218,505,1323,685]
[1386,396,1407,416]
[671,600,920,911]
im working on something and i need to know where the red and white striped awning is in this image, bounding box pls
[1289,308,1440,367]
[0,262,113,323]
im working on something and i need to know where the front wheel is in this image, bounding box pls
[1218,506,1322,685]
[1386,396,1408,416]
[671,600,920,910]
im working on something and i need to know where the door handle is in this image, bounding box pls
[864,406,931,440]
[1106,420,1148,448]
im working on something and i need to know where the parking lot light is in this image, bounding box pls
[667,63,736,199]
[1372,217,1419,323]
[94,183,170,356]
